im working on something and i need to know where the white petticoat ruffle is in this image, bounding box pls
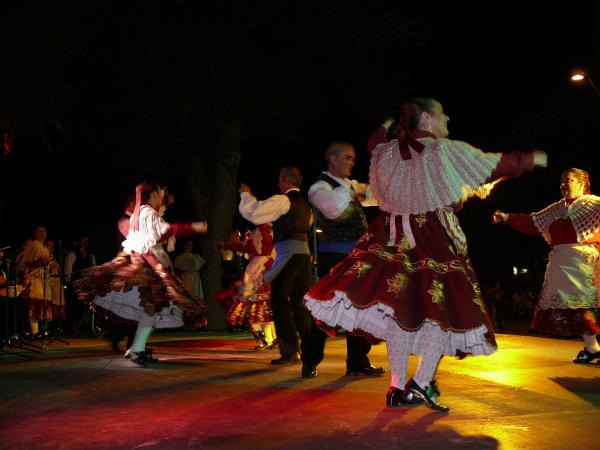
[305,291,496,356]
[93,286,184,329]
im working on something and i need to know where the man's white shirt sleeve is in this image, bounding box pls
[308,180,352,220]
[239,192,291,225]
[64,251,76,282]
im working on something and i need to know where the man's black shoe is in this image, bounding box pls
[346,365,386,376]
[271,353,300,365]
[301,365,317,378]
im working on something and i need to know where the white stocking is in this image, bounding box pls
[385,320,413,389]
[263,321,276,344]
[414,324,449,388]
[583,333,600,353]
[130,312,155,353]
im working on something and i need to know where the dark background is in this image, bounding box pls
[1,1,599,287]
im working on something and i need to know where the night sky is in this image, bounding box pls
[1,1,599,286]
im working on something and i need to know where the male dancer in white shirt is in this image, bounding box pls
[302,142,385,378]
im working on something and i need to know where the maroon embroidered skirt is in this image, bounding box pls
[305,211,496,355]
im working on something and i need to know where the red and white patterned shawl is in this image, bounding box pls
[532,194,600,244]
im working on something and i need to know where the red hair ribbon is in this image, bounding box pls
[395,104,434,160]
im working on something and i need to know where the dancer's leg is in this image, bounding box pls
[29,320,39,335]
[263,321,276,345]
[414,325,449,388]
[385,320,412,389]
[583,333,600,353]
[129,312,155,353]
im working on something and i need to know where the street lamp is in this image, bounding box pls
[570,69,600,99]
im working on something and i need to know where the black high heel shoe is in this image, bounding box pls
[386,386,423,407]
[403,379,449,413]
[573,348,600,364]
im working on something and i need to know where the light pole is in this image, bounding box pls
[571,70,600,99]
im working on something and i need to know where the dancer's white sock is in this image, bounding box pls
[263,321,276,344]
[414,324,449,388]
[385,321,412,389]
[583,333,600,353]
[130,326,153,353]
[130,312,155,353]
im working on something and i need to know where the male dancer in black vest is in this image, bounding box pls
[239,167,313,365]
[302,142,385,378]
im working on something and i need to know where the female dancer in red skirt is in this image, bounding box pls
[304,98,547,411]
[493,168,600,364]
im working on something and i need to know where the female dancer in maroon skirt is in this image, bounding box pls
[493,168,600,364]
[304,98,547,411]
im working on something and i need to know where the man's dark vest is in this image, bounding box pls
[314,173,368,243]
[71,249,94,282]
[273,190,312,242]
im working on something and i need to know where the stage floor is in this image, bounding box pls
[0,325,598,449]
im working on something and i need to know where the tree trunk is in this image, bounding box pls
[192,120,242,330]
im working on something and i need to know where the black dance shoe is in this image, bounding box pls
[573,348,600,364]
[142,349,160,363]
[271,353,301,365]
[126,352,146,367]
[403,378,449,413]
[301,365,318,378]
[252,330,268,350]
[386,386,423,407]
[346,365,386,376]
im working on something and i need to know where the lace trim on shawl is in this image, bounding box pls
[369,138,501,215]
[532,195,600,244]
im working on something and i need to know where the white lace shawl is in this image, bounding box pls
[369,137,502,215]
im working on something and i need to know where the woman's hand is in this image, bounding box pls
[492,210,509,224]
[532,150,548,168]
[192,221,208,234]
